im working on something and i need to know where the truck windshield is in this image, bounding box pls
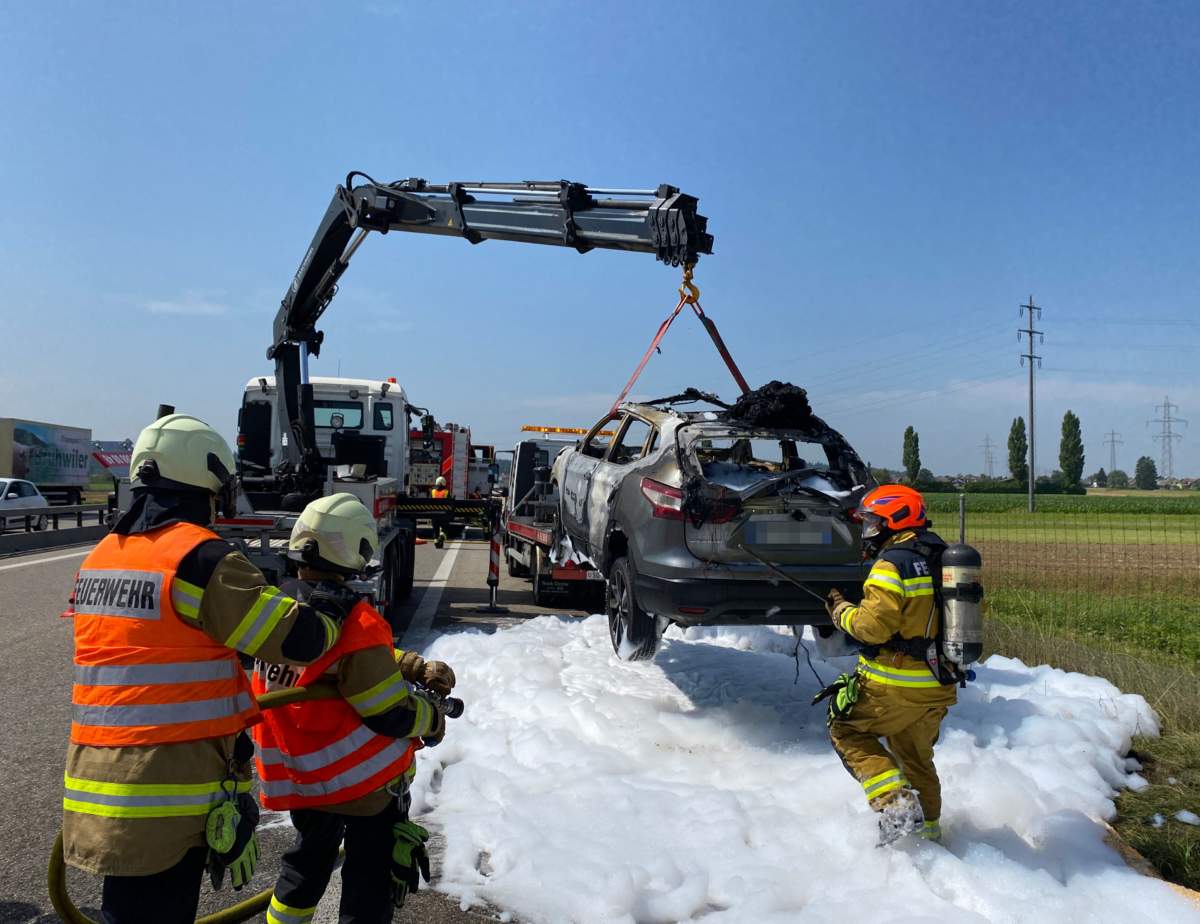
[313,401,364,429]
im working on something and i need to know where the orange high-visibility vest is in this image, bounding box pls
[71,522,259,747]
[431,488,449,498]
[251,600,418,811]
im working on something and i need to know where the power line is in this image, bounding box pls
[1147,396,1187,481]
[1018,296,1043,513]
[981,436,996,478]
[1102,430,1123,473]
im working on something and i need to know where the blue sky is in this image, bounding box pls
[2,0,1198,478]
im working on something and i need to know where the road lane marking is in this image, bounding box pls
[0,548,91,572]
[399,542,462,650]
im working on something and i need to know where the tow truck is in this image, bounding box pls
[215,173,712,629]
[502,426,610,605]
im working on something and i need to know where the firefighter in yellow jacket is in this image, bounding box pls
[63,414,345,923]
[252,493,457,924]
[818,484,956,845]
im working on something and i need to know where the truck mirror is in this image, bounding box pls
[330,413,345,430]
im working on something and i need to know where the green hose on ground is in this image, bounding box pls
[47,682,342,924]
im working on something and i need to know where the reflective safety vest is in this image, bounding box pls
[70,521,259,747]
[251,601,418,811]
[431,488,449,498]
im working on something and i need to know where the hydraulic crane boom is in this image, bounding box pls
[262,171,713,506]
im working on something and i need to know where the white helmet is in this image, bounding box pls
[288,493,379,574]
[435,476,447,488]
[130,414,235,494]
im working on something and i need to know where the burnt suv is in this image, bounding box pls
[552,385,874,660]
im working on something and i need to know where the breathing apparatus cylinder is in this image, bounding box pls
[939,543,984,668]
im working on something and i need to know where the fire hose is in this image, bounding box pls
[48,681,464,924]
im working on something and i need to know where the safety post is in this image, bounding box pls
[475,501,509,614]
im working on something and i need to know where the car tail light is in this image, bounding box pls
[236,434,246,448]
[678,606,709,615]
[640,477,684,520]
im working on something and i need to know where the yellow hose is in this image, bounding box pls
[48,682,342,924]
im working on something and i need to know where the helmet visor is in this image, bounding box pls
[859,510,887,539]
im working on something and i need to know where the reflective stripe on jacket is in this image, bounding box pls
[71,522,259,747]
[836,529,955,701]
[430,488,449,498]
[251,600,418,811]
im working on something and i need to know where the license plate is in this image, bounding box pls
[745,519,831,545]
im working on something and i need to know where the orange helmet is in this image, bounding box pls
[857,484,927,540]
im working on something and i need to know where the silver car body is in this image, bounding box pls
[0,478,50,529]
[553,401,872,626]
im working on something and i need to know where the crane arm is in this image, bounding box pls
[262,173,713,505]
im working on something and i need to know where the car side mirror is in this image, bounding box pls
[6,492,17,500]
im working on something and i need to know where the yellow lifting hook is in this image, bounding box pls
[678,262,700,304]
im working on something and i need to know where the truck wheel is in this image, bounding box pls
[397,531,416,601]
[606,556,659,661]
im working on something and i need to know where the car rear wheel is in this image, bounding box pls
[606,556,660,661]
[33,515,47,531]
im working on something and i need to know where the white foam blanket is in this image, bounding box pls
[407,617,1193,924]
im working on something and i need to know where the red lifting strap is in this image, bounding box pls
[608,271,750,416]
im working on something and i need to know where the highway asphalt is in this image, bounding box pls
[0,535,594,923]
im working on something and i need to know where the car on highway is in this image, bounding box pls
[0,478,50,531]
[551,387,873,660]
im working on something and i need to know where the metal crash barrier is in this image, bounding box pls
[48,683,342,924]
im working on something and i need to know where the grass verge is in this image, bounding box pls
[985,611,1200,891]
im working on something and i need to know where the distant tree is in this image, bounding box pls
[1135,456,1159,490]
[1059,410,1085,488]
[916,467,936,488]
[1093,467,1108,487]
[902,426,921,484]
[1008,417,1029,488]
[1108,469,1130,488]
[869,466,894,484]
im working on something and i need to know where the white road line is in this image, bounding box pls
[399,542,462,650]
[0,548,92,572]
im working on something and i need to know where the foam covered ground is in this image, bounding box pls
[407,615,1197,924]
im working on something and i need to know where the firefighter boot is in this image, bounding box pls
[875,787,924,846]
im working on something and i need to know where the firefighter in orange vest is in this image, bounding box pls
[63,414,345,924]
[431,475,450,547]
[818,484,956,845]
[254,493,457,924]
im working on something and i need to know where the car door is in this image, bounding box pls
[559,413,621,555]
[585,415,655,557]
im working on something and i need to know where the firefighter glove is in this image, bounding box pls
[397,651,457,697]
[825,589,853,627]
[391,820,431,908]
[206,792,259,891]
[811,672,859,726]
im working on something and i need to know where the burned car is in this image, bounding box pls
[551,383,873,660]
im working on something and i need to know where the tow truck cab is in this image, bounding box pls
[237,375,410,510]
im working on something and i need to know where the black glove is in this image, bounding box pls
[391,820,431,908]
[206,791,260,891]
[308,580,360,624]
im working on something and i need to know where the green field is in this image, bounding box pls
[963,496,1200,891]
[925,491,1200,515]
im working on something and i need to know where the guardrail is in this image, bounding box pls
[0,504,109,532]
[0,505,111,556]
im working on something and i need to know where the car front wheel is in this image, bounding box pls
[34,515,47,531]
[606,556,660,662]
